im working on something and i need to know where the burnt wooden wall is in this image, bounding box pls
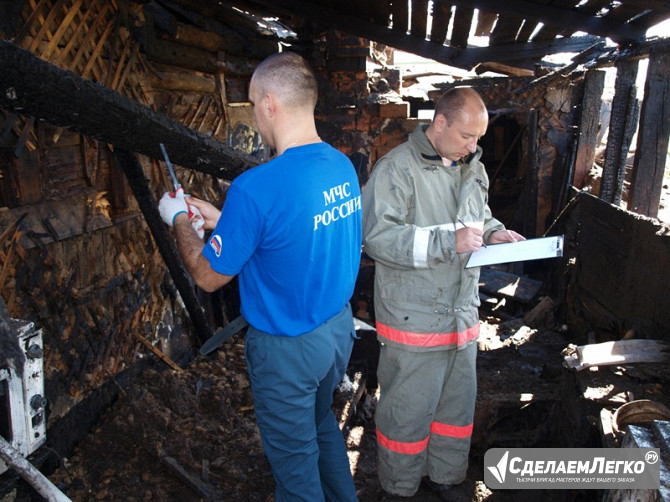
[0,0,264,436]
[550,190,670,342]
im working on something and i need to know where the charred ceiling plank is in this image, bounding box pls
[450,6,474,49]
[410,0,429,39]
[390,0,409,33]
[459,35,604,69]
[430,0,452,44]
[452,0,649,42]
[236,0,604,70]
[488,13,524,46]
[0,40,256,181]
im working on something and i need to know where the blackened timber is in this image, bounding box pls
[410,0,429,38]
[488,13,524,46]
[391,0,409,32]
[430,0,451,44]
[0,40,256,180]
[114,149,212,346]
[450,6,474,49]
[629,48,670,218]
[600,58,638,204]
[573,69,606,189]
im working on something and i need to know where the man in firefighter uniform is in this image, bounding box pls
[362,87,524,499]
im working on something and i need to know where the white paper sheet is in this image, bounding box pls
[465,235,564,269]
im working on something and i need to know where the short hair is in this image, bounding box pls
[434,87,486,126]
[251,52,318,109]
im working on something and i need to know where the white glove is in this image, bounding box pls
[159,189,188,226]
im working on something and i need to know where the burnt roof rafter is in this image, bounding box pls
[454,0,650,42]
[230,0,608,71]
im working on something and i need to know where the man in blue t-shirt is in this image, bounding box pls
[158,52,361,502]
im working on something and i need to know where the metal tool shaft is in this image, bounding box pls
[159,143,181,191]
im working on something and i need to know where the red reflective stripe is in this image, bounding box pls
[376,428,429,455]
[431,421,473,439]
[376,322,479,348]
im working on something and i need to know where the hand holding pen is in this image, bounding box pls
[455,218,486,253]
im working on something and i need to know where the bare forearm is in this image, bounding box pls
[173,214,233,292]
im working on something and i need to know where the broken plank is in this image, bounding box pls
[564,339,670,371]
[478,267,543,303]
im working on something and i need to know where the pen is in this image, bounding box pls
[458,218,486,248]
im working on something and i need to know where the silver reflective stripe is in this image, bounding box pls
[412,223,456,268]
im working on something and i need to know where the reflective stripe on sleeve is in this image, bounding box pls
[411,223,456,269]
[412,227,431,268]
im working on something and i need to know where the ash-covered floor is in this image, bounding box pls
[5,313,669,502]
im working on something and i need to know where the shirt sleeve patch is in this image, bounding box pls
[209,234,223,257]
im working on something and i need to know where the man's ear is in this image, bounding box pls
[433,113,447,133]
[264,93,275,118]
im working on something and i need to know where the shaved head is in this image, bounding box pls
[434,87,487,126]
[250,52,318,110]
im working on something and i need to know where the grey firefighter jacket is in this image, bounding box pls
[362,124,504,352]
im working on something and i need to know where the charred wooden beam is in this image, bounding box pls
[114,148,213,345]
[450,6,474,49]
[430,0,452,45]
[573,69,606,189]
[0,40,256,180]
[600,58,638,204]
[410,0,429,39]
[629,48,670,218]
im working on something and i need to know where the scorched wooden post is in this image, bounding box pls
[114,148,212,345]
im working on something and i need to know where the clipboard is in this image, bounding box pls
[465,235,564,269]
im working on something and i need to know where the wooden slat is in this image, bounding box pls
[42,0,85,61]
[369,0,391,25]
[573,69,606,189]
[430,0,451,44]
[54,4,93,67]
[628,48,670,218]
[114,45,140,95]
[599,58,638,204]
[69,4,113,73]
[391,0,409,33]
[15,0,50,45]
[604,2,649,24]
[558,0,610,37]
[474,10,497,37]
[516,19,540,44]
[410,0,429,38]
[449,5,473,49]
[27,0,68,53]
[81,16,115,80]
[532,0,581,42]
[489,14,524,45]
[109,40,131,91]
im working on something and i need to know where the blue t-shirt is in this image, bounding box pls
[202,142,362,336]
